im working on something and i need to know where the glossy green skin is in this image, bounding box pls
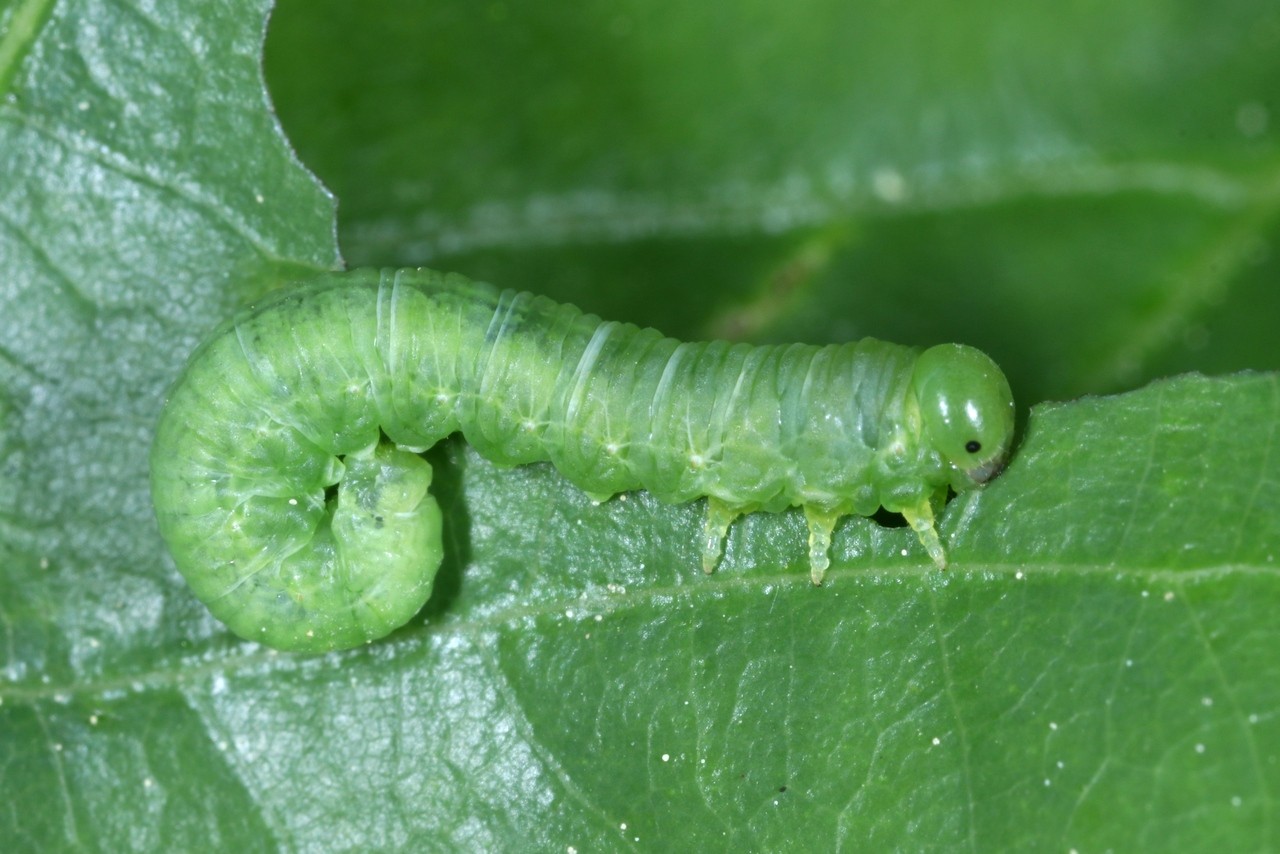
[150,268,1015,652]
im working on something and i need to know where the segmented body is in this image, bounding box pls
[151,268,1014,652]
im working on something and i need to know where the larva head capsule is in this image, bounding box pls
[910,343,1015,492]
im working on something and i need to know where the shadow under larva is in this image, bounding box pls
[150,267,1014,652]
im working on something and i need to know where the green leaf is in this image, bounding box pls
[266,0,1280,401]
[3,1,1279,851]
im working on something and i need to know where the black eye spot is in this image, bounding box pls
[965,440,981,454]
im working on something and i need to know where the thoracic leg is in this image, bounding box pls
[803,505,843,585]
[901,501,947,569]
[702,497,741,574]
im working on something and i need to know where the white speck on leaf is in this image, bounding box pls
[872,167,907,202]
[1237,101,1269,137]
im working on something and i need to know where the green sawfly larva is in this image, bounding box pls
[150,268,1014,652]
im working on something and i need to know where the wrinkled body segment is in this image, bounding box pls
[151,268,1014,652]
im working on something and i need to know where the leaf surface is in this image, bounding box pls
[2,1,1279,850]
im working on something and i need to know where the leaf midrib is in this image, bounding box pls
[2,560,1274,706]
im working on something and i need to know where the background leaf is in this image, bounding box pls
[267,0,1280,401]
[2,0,1279,850]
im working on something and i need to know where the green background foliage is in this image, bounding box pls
[2,0,1278,849]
